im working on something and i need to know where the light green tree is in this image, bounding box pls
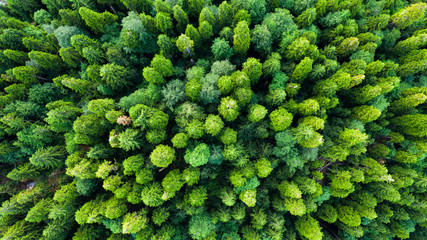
[269,107,293,131]
[218,97,240,121]
[233,21,251,55]
[79,7,117,34]
[150,145,175,168]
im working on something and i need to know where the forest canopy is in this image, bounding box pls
[0,0,427,240]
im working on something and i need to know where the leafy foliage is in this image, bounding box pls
[0,1,426,240]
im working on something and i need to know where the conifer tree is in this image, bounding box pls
[1,2,427,240]
[79,7,118,34]
[233,21,251,55]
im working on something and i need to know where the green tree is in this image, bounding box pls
[269,107,293,131]
[188,212,215,240]
[390,92,427,113]
[291,124,324,148]
[28,51,63,71]
[0,220,42,240]
[152,207,170,226]
[79,7,117,34]
[7,0,41,20]
[182,167,200,186]
[150,145,175,168]
[254,158,273,178]
[122,211,148,234]
[12,66,40,85]
[87,98,115,116]
[171,133,189,148]
[173,5,189,33]
[187,186,208,206]
[263,53,282,77]
[251,208,267,230]
[185,79,202,102]
[337,37,359,58]
[234,9,251,27]
[198,21,213,41]
[251,24,272,56]
[221,127,238,145]
[339,128,369,146]
[176,34,194,57]
[2,49,28,65]
[391,114,427,137]
[73,114,106,144]
[218,97,240,121]
[211,38,233,60]
[218,1,233,28]
[7,163,42,181]
[298,99,320,116]
[285,37,319,62]
[185,24,202,49]
[185,0,205,18]
[29,146,67,169]
[204,114,224,136]
[120,0,152,13]
[185,143,210,167]
[151,54,174,77]
[104,196,128,219]
[100,63,130,90]
[143,67,165,85]
[25,198,52,222]
[185,119,204,139]
[248,104,268,123]
[292,57,313,82]
[239,189,256,207]
[233,21,251,55]
[59,47,83,68]
[155,12,173,34]
[54,26,83,48]
[295,215,323,240]
[45,101,82,132]
[141,182,164,207]
[390,2,427,29]
[217,75,234,94]
[394,151,417,164]
[351,105,381,123]
[295,8,317,28]
[337,205,361,227]
[243,58,263,85]
[162,169,185,193]
[157,34,176,57]
[154,0,171,14]
[22,36,58,53]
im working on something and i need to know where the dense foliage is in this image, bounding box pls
[0,0,427,239]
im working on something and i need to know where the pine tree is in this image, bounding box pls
[120,0,152,13]
[185,143,210,167]
[269,107,293,131]
[29,146,67,169]
[243,58,263,84]
[28,51,63,71]
[155,12,173,34]
[218,97,240,121]
[79,7,118,34]
[150,145,175,168]
[251,24,272,56]
[176,34,194,57]
[390,2,427,29]
[218,1,233,28]
[233,21,251,55]
[173,5,189,33]
[100,63,130,90]
[391,114,427,138]
[295,215,323,240]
